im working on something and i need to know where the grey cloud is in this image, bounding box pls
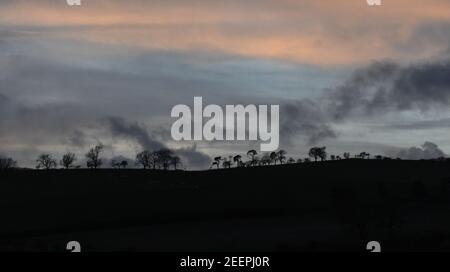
[63,130,88,148]
[383,118,450,130]
[281,99,336,145]
[174,144,211,170]
[325,59,450,120]
[104,116,211,169]
[105,116,164,151]
[279,57,450,146]
[394,141,446,160]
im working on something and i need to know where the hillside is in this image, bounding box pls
[1,159,450,251]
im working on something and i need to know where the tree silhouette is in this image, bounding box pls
[260,153,272,166]
[277,150,287,164]
[0,157,16,170]
[212,156,222,169]
[343,152,350,159]
[171,156,182,170]
[111,159,128,169]
[309,147,327,162]
[36,154,57,170]
[156,149,174,170]
[110,159,120,169]
[86,144,104,169]
[268,152,277,165]
[222,158,232,169]
[358,152,370,159]
[135,150,152,169]
[120,160,128,168]
[149,151,159,169]
[233,155,242,167]
[287,157,295,164]
[247,150,257,166]
[60,152,76,169]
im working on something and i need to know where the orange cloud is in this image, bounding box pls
[1,0,449,65]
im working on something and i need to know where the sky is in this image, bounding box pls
[1,0,450,169]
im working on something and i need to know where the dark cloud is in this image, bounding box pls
[278,57,450,146]
[104,116,211,169]
[325,59,450,120]
[105,116,164,151]
[394,141,446,160]
[281,99,336,145]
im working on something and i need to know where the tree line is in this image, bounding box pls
[29,144,183,170]
[0,145,422,171]
[209,147,394,169]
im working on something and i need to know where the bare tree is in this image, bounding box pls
[0,157,17,170]
[111,159,129,169]
[136,150,151,169]
[155,149,174,170]
[309,147,327,162]
[270,151,278,165]
[111,159,120,169]
[222,158,232,169]
[36,154,57,170]
[277,150,287,164]
[358,152,370,159]
[86,144,104,169]
[233,155,242,167]
[343,152,351,160]
[260,153,272,166]
[212,156,222,169]
[247,150,258,166]
[171,156,182,170]
[60,152,76,169]
[120,160,128,168]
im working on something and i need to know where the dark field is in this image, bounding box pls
[1,159,450,252]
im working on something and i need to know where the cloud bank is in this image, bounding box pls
[395,141,446,160]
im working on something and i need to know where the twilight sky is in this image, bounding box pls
[1,0,450,169]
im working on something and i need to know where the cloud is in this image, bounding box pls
[174,144,211,170]
[324,58,450,120]
[105,116,164,151]
[383,118,450,130]
[63,130,88,148]
[281,99,336,145]
[1,0,450,65]
[279,56,450,146]
[104,116,211,169]
[394,141,446,160]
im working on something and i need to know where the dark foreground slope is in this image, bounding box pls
[1,159,450,251]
